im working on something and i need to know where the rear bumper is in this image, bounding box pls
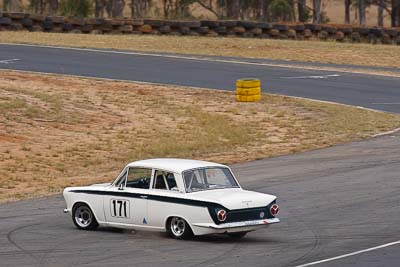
[193,217,280,229]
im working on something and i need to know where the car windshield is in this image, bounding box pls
[183,167,239,192]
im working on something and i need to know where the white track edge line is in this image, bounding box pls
[294,240,400,267]
[283,95,389,114]
[371,127,400,137]
[0,68,229,92]
[0,42,398,77]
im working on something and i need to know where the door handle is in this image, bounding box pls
[140,195,148,199]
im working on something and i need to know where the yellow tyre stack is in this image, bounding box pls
[236,78,261,102]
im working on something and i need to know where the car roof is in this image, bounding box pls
[126,158,228,173]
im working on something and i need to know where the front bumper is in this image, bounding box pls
[193,217,280,229]
[63,208,70,214]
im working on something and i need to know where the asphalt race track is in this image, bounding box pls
[1,132,400,266]
[1,43,400,113]
[1,43,400,267]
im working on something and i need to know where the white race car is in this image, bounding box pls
[63,158,280,239]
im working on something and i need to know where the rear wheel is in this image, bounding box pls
[167,217,193,239]
[227,231,248,239]
[72,203,99,230]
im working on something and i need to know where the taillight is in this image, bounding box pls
[217,209,227,222]
[270,204,279,216]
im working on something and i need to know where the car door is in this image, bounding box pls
[104,167,153,226]
[148,170,180,228]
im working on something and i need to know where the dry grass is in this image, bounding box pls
[1,32,400,71]
[1,70,399,203]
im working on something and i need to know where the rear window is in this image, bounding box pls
[183,167,239,192]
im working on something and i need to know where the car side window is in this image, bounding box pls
[153,170,178,191]
[126,168,152,189]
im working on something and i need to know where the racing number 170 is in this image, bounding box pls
[111,199,129,218]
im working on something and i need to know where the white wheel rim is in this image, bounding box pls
[170,217,186,237]
[75,206,92,228]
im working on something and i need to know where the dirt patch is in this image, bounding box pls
[1,70,399,203]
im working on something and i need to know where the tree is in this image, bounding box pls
[392,0,400,26]
[262,0,270,21]
[238,0,257,20]
[377,0,384,26]
[95,0,106,17]
[312,0,322,23]
[162,0,172,18]
[106,0,125,17]
[131,0,151,18]
[270,0,293,21]
[226,0,239,18]
[3,0,9,11]
[287,0,295,20]
[178,0,192,17]
[49,0,59,14]
[29,0,45,14]
[374,0,400,27]
[298,0,307,22]
[3,0,22,11]
[345,0,351,23]
[359,0,366,25]
[194,0,219,17]
[60,0,93,17]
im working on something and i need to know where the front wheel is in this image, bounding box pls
[72,203,99,230]
[167,217,193,239]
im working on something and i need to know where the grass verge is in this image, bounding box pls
[1,32,400,72]
[0,70,399,203]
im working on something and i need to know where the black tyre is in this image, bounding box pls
[227,231,248,239]
[167,217,193,239]
[72,203,99,230]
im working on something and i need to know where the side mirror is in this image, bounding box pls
[118,183,124,190]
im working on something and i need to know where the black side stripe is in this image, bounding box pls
[70,189,225,224]
[69,190,226,209]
